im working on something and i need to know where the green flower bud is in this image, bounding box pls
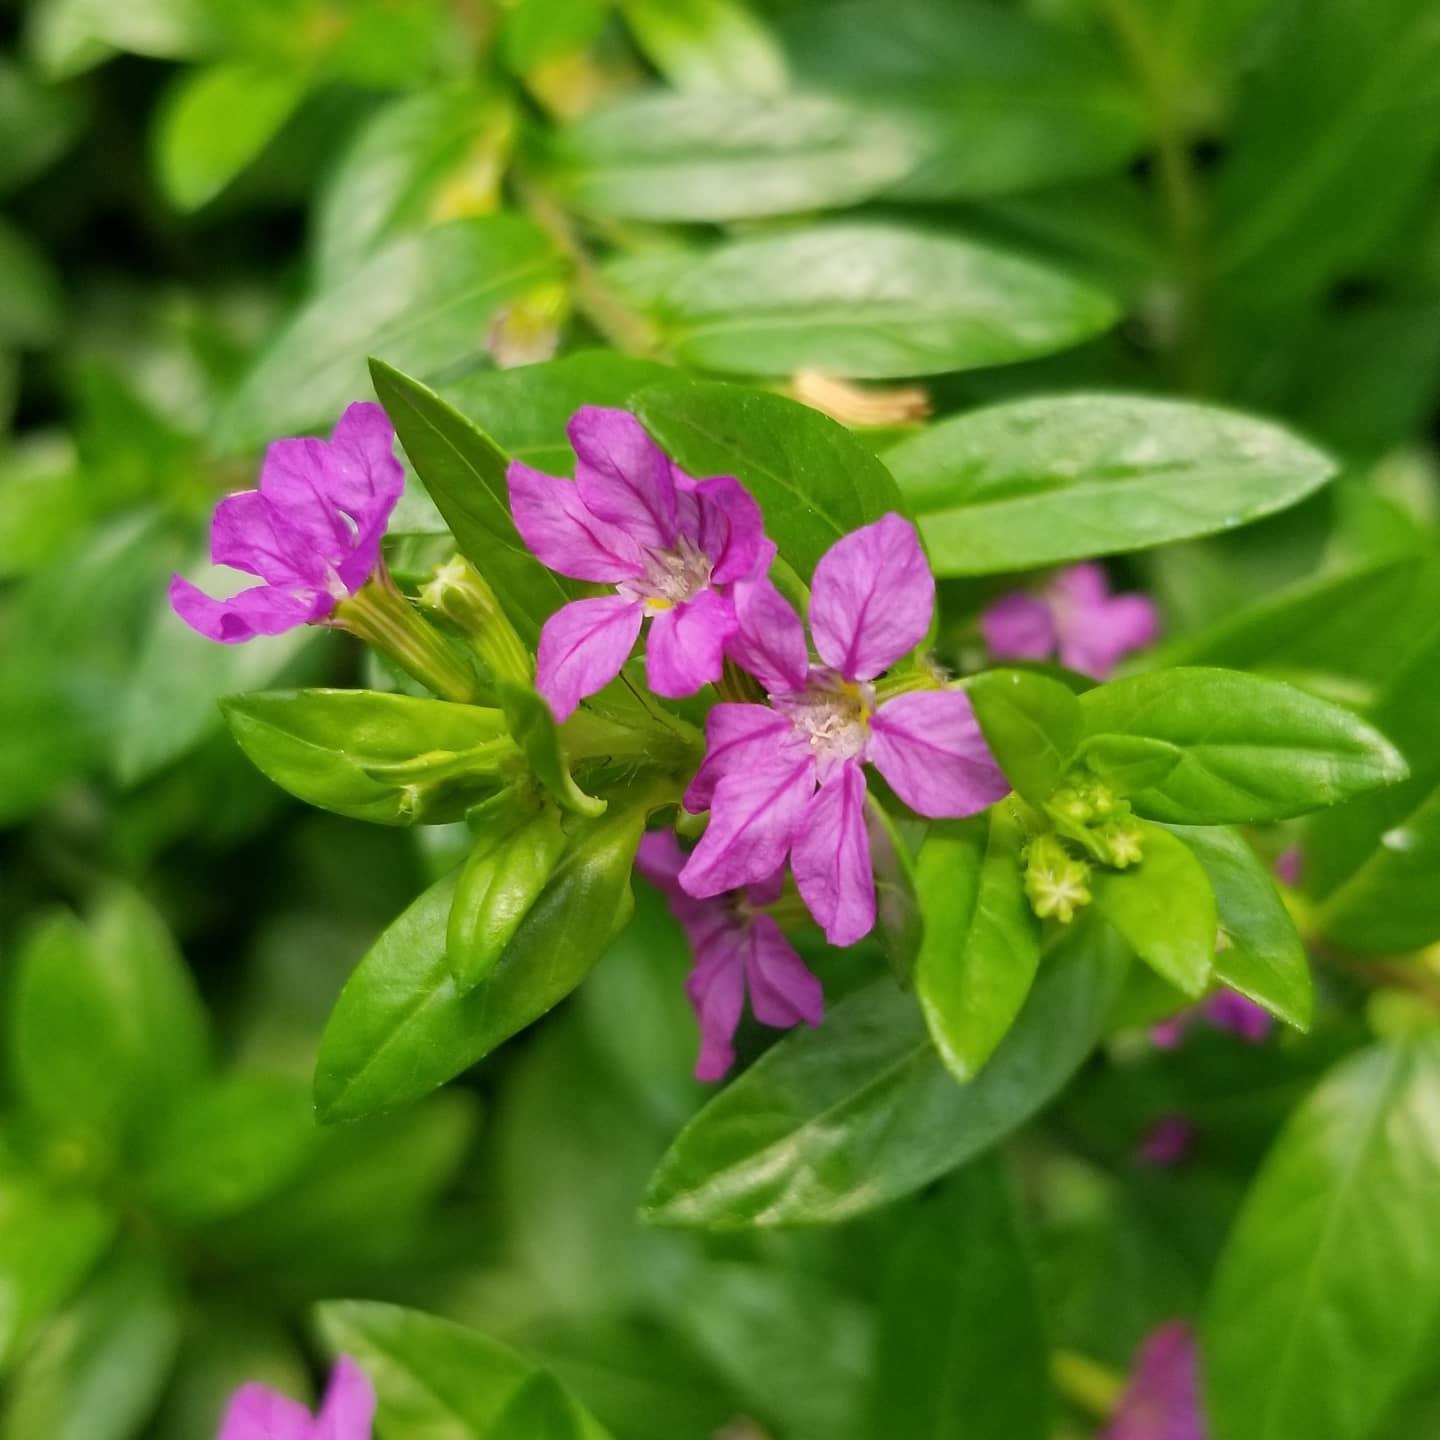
[1047,787,1094,826]
[420,555,534,689]
[1094,818,1144,869]
[1023,834,1093,924]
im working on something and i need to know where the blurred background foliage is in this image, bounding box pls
[4,0,1440,1437]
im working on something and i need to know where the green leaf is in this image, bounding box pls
[966,669,1081,804]
[10,888,209,1154]
[221,689,515,826]
[1214,0,1440,299]
[634,379,902,580]
[314,789,655,1121]
[27,0,215,77]
[1079,668,1407,823]
[1075,733,1183,796]
[4,1249,182,1440]
[371,359,577,647]
[216,216,567,453]
[916,809,1041,1082]
[154,61,308,211]
[315,86,515,281]
[497,679,605,816]
[1204,1035,1440,1440]
[867,1157,1048,1440]
[0,1175,114,1369]
[138,1075,317,1226]
[643,922,1128,1228]
[619,0,788,95]
[0,56,80,191]
[547,92,913,222]
[1163,825,1312,1030]
[1092,822,1216,997]
[316,1300,611,1439]
[0,219,62,347]
[866,801,923,986]
[886,394,1337,574]
[502,0,611,74]
[609,223,1118,378]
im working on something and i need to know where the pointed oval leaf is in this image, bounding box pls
[966,669,1081,805]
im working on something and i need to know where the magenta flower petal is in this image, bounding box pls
[210,489,332,589]
[868,690,1010,819]
[1058,592,1161,679]
[686,931,748,1081]
[535,595,644,721]
[568,405,678,551]
[326,402,406,521]
[169,575,326,644]
[1104,1323,1207,1440]
[1150,1014,1191,1049]
[314,1356,376,1440]
[506,459,644,583]
[980,591,1056,661]
[809,514,934,681]
[728,573,810,695]
[1203,990,1272,1043]
[636,829,688,894]
[791,761,874,946]
[645,588,734,698]
[1274,845,1303,887]
[1050,560,1110,609]
[1137,1115,1195,1168]
[680,750,817,898]
[683,475,767,584]
[217,1384,317,1440]
[746,914,823,1028]
[684,702,798,814]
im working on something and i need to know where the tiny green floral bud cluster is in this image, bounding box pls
[419,555,534,689]
[1023,833,1092,923]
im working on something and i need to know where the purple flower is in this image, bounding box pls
[678,514,1009,946]
[1151,989,1272,1049]
[1137,1114,1195,1167]
[171,404,403,643]
[218,1356,374,1440]
[1104,1323,1207,1440]
[637,830,823,1081]
[507,407,766,721]
[981,562,1159,679]
[1274,845,1303,887]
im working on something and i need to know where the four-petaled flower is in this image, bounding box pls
[981,561,1159,680]
[678,514,1010,945]
[1103,1323,1207,1440]
[171,404,402,643]
[1151,989,1272,1050]
[507,407,766,722]
[636,830,823,1080]
[218,1356,374,1440]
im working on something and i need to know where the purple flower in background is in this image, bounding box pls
[1274,845,1303,887]
[1151,990,1273,1050]
[171,403,403,643]
[679,514,1009,946]
[981,562,1159,679]
[508,407,766,721]
[1137,1114,1195,1168]
[218,1356,374,1440]
[1103,1323,1207,1440]
[637,830,823,1081]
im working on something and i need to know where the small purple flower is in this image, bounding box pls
[507,407,766,721]
[1137,1114,1195,1167]
[1151,989,1273,1049]
[171,404,403,643]
[678,514,1009,946]
[981,562,1159,680]
[1104,1323,1207,1440]
[637,830,823,1081]
[1274,845,1303,887]
[218,1356,374,1440]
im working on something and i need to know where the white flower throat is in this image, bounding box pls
[777,669,874,769]
[618,535,714,612]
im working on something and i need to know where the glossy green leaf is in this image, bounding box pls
[372,359,578,646]
[966,669,1080,804]
[4,1249,182,1440]
[868,1156,1048,1440]
[317,1301,611,1439]
[610,223,1118,378]
[1079,668,1407,823]
[314,790,655,1121]
[1164,824,1312,1030]
[1215,0,1440,299]
[643,922,1128,1228]
[634,379,902,580]
[1092,822,1216,997]
[10,888,209,1153]
[620,0,788,95]
[138,1075,316,1226]
[547,92,913,222]
[1075,733,1183,796]
[315,86,514,280]
[221,689,515,826]
[1204,1035,1440,1440]
[886,395,1337,574]
[217,217,567,452]
[27,0,214,77]
[916,809,1041,1082]
[154,61,308,211]
[0,1175,114,1368]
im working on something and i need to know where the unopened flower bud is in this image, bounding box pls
[420,555,534,688]
[1047,787,1094,827]
[1024,834,1092,923]
[1094,819,1144,869]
